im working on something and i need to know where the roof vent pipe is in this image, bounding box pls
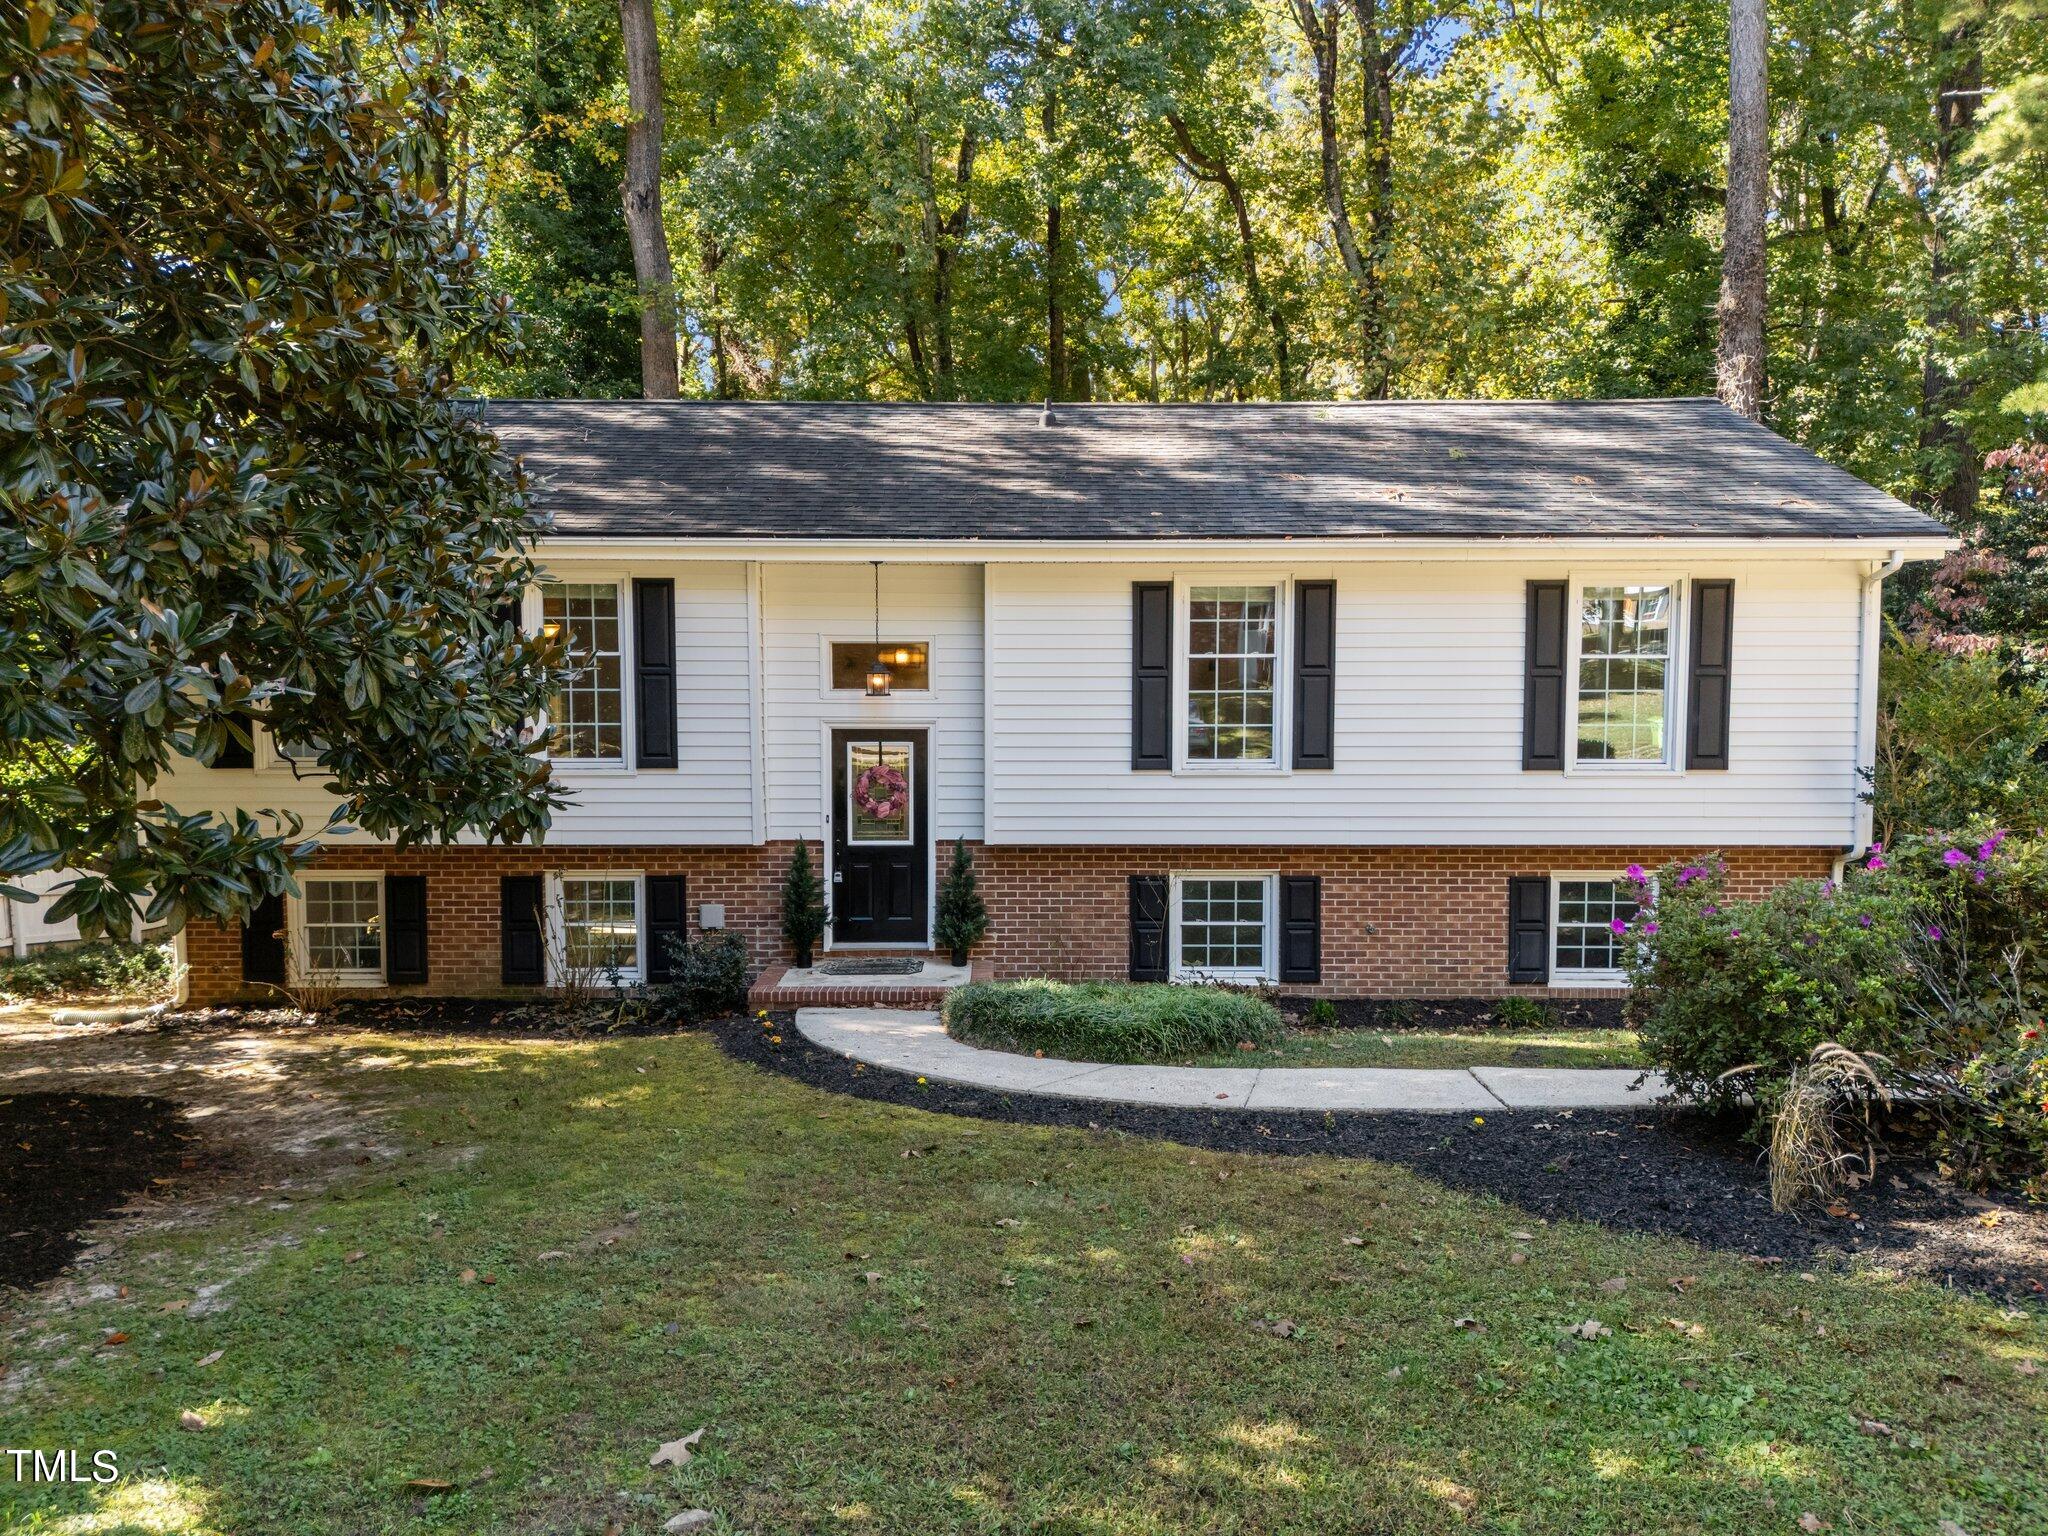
[1039,399,1058,427]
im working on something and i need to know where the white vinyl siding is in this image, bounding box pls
[154,561,759,846]
[985,559,1864,846]
[763,563,984,842]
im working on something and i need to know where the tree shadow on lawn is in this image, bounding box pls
[721,1014,2048,1307]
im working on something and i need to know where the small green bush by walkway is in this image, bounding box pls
[0,940,173,1003]
[945,979,1281,1063]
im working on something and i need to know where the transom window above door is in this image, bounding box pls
[541,581,624,761]
[1185,585,1278,764]
[1576,583,1673,765]
[830,642,929,692]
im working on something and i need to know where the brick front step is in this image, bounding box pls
[747,957,991,1012]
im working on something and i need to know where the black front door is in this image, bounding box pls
[831,729,929,946]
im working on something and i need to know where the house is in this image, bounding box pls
[168,398,1953,1007]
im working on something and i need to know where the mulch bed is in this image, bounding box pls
[1281,996,1628,1030]
[715,1012,2048,1308]
[0,1092,201,1291]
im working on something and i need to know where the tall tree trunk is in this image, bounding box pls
[917,125,976,399]
[1166,111,1292,398]
[1716,0,1769,420]
[1920,26,1984,520]
[619,0,679,398]
[1043,95,1066,401]
[1346,0,1398,398]
[1291,0,1372,386]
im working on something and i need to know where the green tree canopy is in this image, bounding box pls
[2,0,564,937]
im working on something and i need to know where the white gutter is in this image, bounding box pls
[531,534,1958,566]
[1848,548,1909,863]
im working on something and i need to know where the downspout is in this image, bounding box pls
[1844,548,1907,874]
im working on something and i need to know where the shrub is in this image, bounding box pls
[1872,629,2048,843]
[1303,998,1339,1029]
[934,838,988,959]
[1492,996,1550,1029]
[653,931,750,1021]
[0,940,174,1003]
[944,979,1282,1063]
[1627,857,1919,1106]
[1374,999,1419,1027]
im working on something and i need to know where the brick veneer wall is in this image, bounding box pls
[182,841,1835,1005]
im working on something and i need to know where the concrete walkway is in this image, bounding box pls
[795,1008,1671,1114]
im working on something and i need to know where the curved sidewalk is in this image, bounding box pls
[795,1008,1671,1114]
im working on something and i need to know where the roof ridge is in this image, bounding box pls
[478,395,1725,409]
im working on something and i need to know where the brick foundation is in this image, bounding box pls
[182,841,1836,1006]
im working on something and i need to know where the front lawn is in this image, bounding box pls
[1177,1024,1646,1070]
[3,1026,2044,1535]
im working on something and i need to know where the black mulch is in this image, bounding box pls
[715,1012,2048,1308]
[0,1093,201,1290]
[1281,996,1627,1030]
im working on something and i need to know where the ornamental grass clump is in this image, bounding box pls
[943,979,1282,1063]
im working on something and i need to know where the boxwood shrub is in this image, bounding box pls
[943,979,1282,1063]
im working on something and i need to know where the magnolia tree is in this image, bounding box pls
[1,0,565,937]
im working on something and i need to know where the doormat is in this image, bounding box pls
[815,958,926,977]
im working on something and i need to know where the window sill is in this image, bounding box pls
[1549,971,1630,990]
[1171,762,1288,778]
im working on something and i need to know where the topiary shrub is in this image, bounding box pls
[944,979,1282,1063]
[934,837,987,964]
[780,841,827,966]
[653,930,750,1021]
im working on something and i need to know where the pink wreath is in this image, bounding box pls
[854,761,908,821]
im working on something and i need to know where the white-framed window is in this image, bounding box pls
[293,874,384,985]
[1570,580,1679,769]
[1182,581,1284,767]
[540,581,626,762]
[554,873,642,983]
[1550,873,1644,986]
[1170,873,1276,982]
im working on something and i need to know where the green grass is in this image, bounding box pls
[1176,1025,1647,1070]
[0,939,173,1003]
[944,978,1282,1062]
[4,1030,2044,1534]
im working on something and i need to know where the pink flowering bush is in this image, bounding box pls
[1630,833,2048,1194]
[1626,857,1914,1104]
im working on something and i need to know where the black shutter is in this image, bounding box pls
[1293,581,1335,770]
[500,875,545,986]
[1132,582,1172,770]
[384,875,428,984]
[633,578,678,770]
[1523,581,1568,771]
[215,710,255,770]
[645,874,687,983]
[1507,876,1550,985]
[1129,874,1168,981]
[1278,875,1322,983]
[241,892,286,985]
[1686,579,1734,770]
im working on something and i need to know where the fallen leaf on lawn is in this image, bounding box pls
[664,1511,716,1535]
[195,1350,223,1367]
[1975,1212,2003,1229]
[1384,1365,1406,1381]
[537,1250,568,1261]
[1938,1521,1972,1536]
[863,1271,882,1285]
[178,1410,206,1432]
[1451,1316,1482,1332]
[1668,1275,1697,1293]
[1665,1319,1705,1340]
[1251,1317,1298,1338]
[1798,1514,1827,1533]
[1570,1319,1611,1341]
[994,1218,1022,1229]
[649,1427,705,1470]
[458,1268,477,1285]
[1343,1235,1365,1246]
[1599,1277,1627,1294]
[1824,1203,1858,1220]
[1856,1418,1892,1437]
[479,1274,497,1286]
[2016,1359,2039,1376]
[1510,1231,1535,1242]
[344,1250,366,1264]
[1073,1316,1097,1329]
[159,1299,190,1312]
[405,1479,456,1495]
[102,1331,129,1346]
[1507,1250,1528,1266]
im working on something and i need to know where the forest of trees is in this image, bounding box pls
[363,0,2048,517]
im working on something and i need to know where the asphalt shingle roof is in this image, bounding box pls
[483,397,1948,542]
